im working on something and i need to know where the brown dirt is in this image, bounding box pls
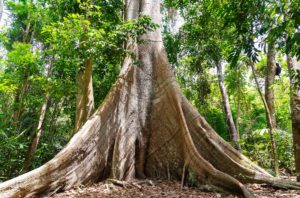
[50,179,300,198]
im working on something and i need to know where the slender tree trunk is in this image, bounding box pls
[22,0,33,43]
[21,94,50,172]
[21,56,55,173]
[265,43,277,129]
[287,56,300,182]
[1,1,300,198]
[12,73,29,123]
[12,0,33,123]
[49,98,64,135]
[75,58,94,132]
[236,68,241,136]
[216,62,240,150]
[250,63,279,176]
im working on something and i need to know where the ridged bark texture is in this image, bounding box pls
[0,1,299,198]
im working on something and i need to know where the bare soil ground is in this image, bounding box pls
[51,179,300,198]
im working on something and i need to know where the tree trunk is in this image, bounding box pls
[21,56,55,173]
[12,0,33,123]
[287,56,300,182]
[22,0,33,43]
[1,1,299,197]
[236,67,241,136]
[12,72,29,123]
[48,98,65,135]
[75,58,94,132]
[21,94,50,172]
[250,62,279,176]
[265,43,277,129]
[216,62,240,150]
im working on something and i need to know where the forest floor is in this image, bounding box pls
[51,178,300,198]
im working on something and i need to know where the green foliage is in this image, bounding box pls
[163,1,296,174]
[222,0,300,64]
[0,0,158,180]
[186,170,199,187]
[0,130,29,181]
[0,0,298,181]
[6,42,40,74]
[241,129,295,175]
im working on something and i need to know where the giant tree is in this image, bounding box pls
[1,1,300,198]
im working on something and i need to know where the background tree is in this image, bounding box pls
[287,56,300,181]
[265,44,277,130]
[220,0,300,176]
[164,0,241,149]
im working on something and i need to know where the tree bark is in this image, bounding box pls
[287,56,300,182]
[216,62,240,150]
[0,1,299,197]
[75,58,94,132]
[250,62,279,176]
[265,43,277,129]
[21,56,55,173]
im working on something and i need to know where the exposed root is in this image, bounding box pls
[106,179,150,190]
[134,180,155,187]
[181,162,188,189]
[106,179,128,188]
[173,97,255,198]
[103,183,118,194]
[176,96,300,197]
[131,183,142,189]
[244,176,300,190]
